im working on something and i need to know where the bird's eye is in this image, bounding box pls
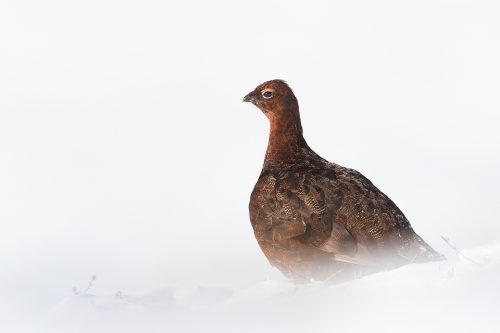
[262,91,274,99]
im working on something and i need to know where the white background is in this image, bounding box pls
[1,1,499,331]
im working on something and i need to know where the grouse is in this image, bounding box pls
[244,79,444,283]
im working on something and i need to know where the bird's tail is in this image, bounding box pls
[411,235,446,263]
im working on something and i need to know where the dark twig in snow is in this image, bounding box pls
[441,235,481,266]
[83,275,97,294]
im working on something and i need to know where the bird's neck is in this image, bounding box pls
[264,109,308,166]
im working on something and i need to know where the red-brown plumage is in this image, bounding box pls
[244,79,444,283]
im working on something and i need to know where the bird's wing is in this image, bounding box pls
[250,171,379,267]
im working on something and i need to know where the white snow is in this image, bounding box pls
[4,242,495,333]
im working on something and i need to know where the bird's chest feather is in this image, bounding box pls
[249,170,342,247]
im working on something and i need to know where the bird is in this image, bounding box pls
[243,79,444,283]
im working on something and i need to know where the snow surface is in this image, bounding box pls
[5,242,498,333]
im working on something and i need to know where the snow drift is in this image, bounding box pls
[4,242,496,333]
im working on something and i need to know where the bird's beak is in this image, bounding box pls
[242,92,256,103]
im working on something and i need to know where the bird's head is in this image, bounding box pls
[243,79,299,118]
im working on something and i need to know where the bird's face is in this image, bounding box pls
[243,79,298,117]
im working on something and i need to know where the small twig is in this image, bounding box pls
[83,275,97,294]
[441,235,481,266]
